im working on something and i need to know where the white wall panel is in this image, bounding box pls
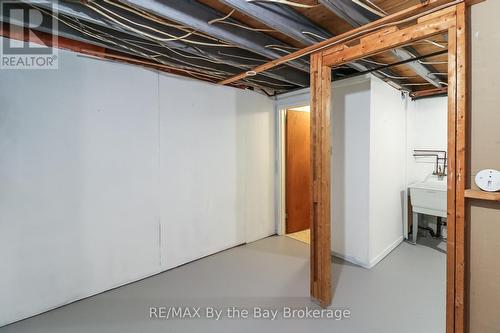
[331,80,371,266]
[0,49,160,325]
[0,40,275,326]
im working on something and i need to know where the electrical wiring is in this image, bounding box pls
[265,44,299,54]
[103,0,225,43]
[119,36,240,69]
[35,5,160,63]
[121,38,163,47]
[91,32,222,81]
[301,31,328,41]
[208,10,275,32]
[104,0,185,29]
[37,6,230,81]
[37,4,293,87]
[73,18,230,76]
[35,4,296,89]
[112,28,237,71]
[422,39,448,49]
[124,36,229,66]
[363,0,388,16]
[86,2,234,47]
[358,58,412,82]
[265,44,299,50]
[26,3,295,91]
[228,0,462,81]
[208,9,235,25]
[31,0,454,93]
[269,48,291,54]
[352,0,387,17]
[419,60,447,65]
[217,51,267,65]
[79,23,228,78]
[380,72,419,80]
[246,0,320,9]
[212,20,276,32]
[360,58,387,66]
[87,3,196,41]
[162,45,229,68]
[160,44,261,74]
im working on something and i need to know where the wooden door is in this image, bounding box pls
[286,110,312,234]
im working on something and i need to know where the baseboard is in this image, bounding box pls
[331,235,404,269]
[331,250,371,269]
[367,235,404,269]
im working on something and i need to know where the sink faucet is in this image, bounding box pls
[413,149,447,179]
[436,165,446,180]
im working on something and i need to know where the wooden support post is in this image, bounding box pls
[446,21,458,333]
[310,52,332,308]
[454,3,467,332]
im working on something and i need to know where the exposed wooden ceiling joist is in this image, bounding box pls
[218,0,457,86]
[218,0,409,90]
[119,0,311,73]
[318,0,444,88]
[0,0,460,95]
[28,0,310,89]
[219,0,331,45]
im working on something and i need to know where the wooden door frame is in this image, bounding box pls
[309,4,467,332]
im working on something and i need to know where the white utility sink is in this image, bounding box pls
[408,175,447,244]
[410,175,447,218]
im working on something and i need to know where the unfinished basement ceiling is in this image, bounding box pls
[3,0,449,96]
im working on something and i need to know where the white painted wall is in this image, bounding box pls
[369,78,407,267]
[406,96,448,185]
[0,41,275,326]
[404,96,448,230]
[331,79,371,266]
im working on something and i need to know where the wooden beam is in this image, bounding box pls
[322,13,456,67]
[218,0,464,86]
[454,3,467,332]
[465,0,486,6]
[310,51,332,308]
[446,20,458,333]
[410,87,448,99]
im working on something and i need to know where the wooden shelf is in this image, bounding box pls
[465,189,500,202]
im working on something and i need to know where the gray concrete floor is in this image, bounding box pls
[1,235,445,333]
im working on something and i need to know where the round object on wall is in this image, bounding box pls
[475,169,500,192]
